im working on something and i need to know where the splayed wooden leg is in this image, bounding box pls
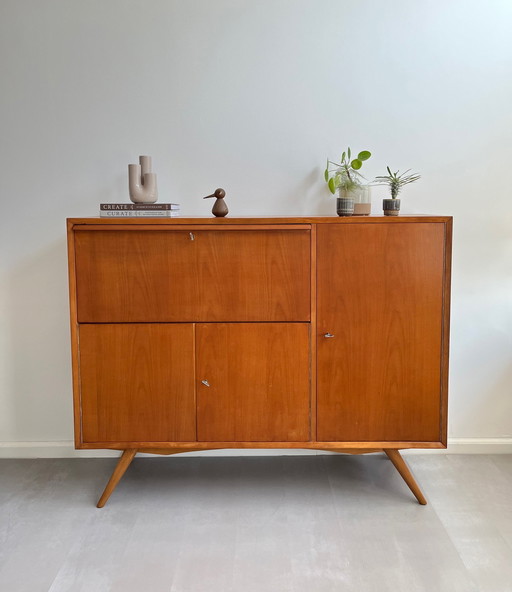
[384,449,427,505]
[97,449,137,508]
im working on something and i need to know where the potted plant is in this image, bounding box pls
[374,167,421,216]
[324,148,371,216]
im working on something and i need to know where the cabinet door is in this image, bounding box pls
[196,323,310,442]
[79,324,195,443]
[74,228,310,322]
[317,223,446,442]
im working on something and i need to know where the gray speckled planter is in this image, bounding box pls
[383,198,401,216]
[337,197,354,217]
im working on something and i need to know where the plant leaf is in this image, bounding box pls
[351,158,362,170]
[347,147,351,159]
[358,151,371,161]
[328,177,336,194]
[324,168,329,182]
[341,151,346,163]
[387,166,392,176]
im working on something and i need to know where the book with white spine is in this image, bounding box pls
[99,210,180,217]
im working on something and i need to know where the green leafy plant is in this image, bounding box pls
[324,147,372,195]
[374,167,421,199]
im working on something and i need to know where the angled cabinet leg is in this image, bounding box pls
[384,449,427,505]
[97,449,137,508]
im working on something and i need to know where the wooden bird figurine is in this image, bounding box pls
[203,188,228,217]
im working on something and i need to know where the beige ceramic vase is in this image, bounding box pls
[128,155,158,203]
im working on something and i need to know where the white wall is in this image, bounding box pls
[1,0,511,456]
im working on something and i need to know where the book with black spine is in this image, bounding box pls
[100,203,180,211]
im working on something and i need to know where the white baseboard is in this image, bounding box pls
[0,438,511,458]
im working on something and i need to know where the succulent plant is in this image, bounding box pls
[374,167,421,199]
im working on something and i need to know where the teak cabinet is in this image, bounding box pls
[67,216,452,507]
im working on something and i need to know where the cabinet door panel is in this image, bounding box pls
[79,324,195,443]
[317,223,446,442]
[197,323,310,442]
[75,228,310,322]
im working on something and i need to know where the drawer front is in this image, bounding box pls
[74,228,310,322]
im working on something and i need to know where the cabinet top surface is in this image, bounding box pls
[68,215,452,227]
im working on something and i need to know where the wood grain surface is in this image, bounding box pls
[79,324,196,443]
[66,220,81,447]
[196,323,310,442]
[79,440,444,450]
[440,218,452,446]
[68,215,452,226]
[316,222,446,442]
[96,449,137,508]
[74,228,311,323]
[68,217,451,453]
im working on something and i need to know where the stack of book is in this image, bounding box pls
[99,203,180,217]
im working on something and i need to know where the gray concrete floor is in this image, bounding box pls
[1,454,511,592]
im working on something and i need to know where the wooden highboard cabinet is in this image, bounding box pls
[67,216,452,507]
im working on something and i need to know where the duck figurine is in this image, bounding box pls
[203,188,228,217]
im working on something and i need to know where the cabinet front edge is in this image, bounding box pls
[77,441,447,450]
